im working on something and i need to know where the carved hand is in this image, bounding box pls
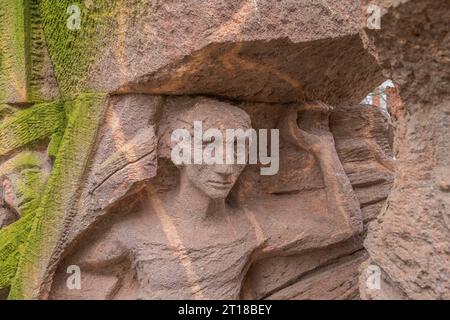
[279,102,335,154]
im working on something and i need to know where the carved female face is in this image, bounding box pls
[184,162,247,199]
[178,99,252,199]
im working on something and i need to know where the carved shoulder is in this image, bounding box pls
[69,222,130,270]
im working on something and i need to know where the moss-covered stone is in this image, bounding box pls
[0,214,35,290]
[7,93,107,299]
[0,0,109,300]
[0,0,59,104]
[0,104,17,121]
[0,152,46,290]
[0,0,28,103]
[39,0,123,99]
[0,101,65,157]
[26,0,60,102]
[47,131,64,160]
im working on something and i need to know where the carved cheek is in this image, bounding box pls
[232,164,246,179]
[187,164,210,184]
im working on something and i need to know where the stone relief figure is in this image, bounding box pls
[0,178,20,229]
[0,152,48,230]
[49,98,362,300]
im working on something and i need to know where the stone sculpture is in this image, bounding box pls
[0,0,408,300]
[48,98,368,299]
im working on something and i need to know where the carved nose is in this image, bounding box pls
[214,165,234,178]
[216,172,231,179]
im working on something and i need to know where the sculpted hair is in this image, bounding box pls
[178,97,252,134]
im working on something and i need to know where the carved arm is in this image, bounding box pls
[279,103,363,235]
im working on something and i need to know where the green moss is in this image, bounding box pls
[0,93,106,298]
[39,1,123,99]
[15,170,45,215]
[0,0,28,103]
[39,0,155,99]
[0,214,35,290]
[0,152,45,217]
[0,0,60,103]
[27,0,61,102]
[0,101,65,157]
[0,104,17,121]
[8,93,107,299]
[0,152,46,290]
[0,0,112,300]
[47,131,64,160]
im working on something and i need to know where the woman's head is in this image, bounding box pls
[174,98,252,199]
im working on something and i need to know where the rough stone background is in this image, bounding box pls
[0,0,447,300]
[359,0,450,299]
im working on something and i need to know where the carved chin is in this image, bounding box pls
[201,184,234,199]
[206,189,232,199]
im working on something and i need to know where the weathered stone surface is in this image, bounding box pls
[242,237,364,299]
[32,96,392,300]
[40,0,383,104]
[0,150,51,292]
[6,94,108,299]
[266,251,367,300]
[0,0,59,104]
[359,0,450,299]
[7,0,447,301]
[239,103,393,300]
